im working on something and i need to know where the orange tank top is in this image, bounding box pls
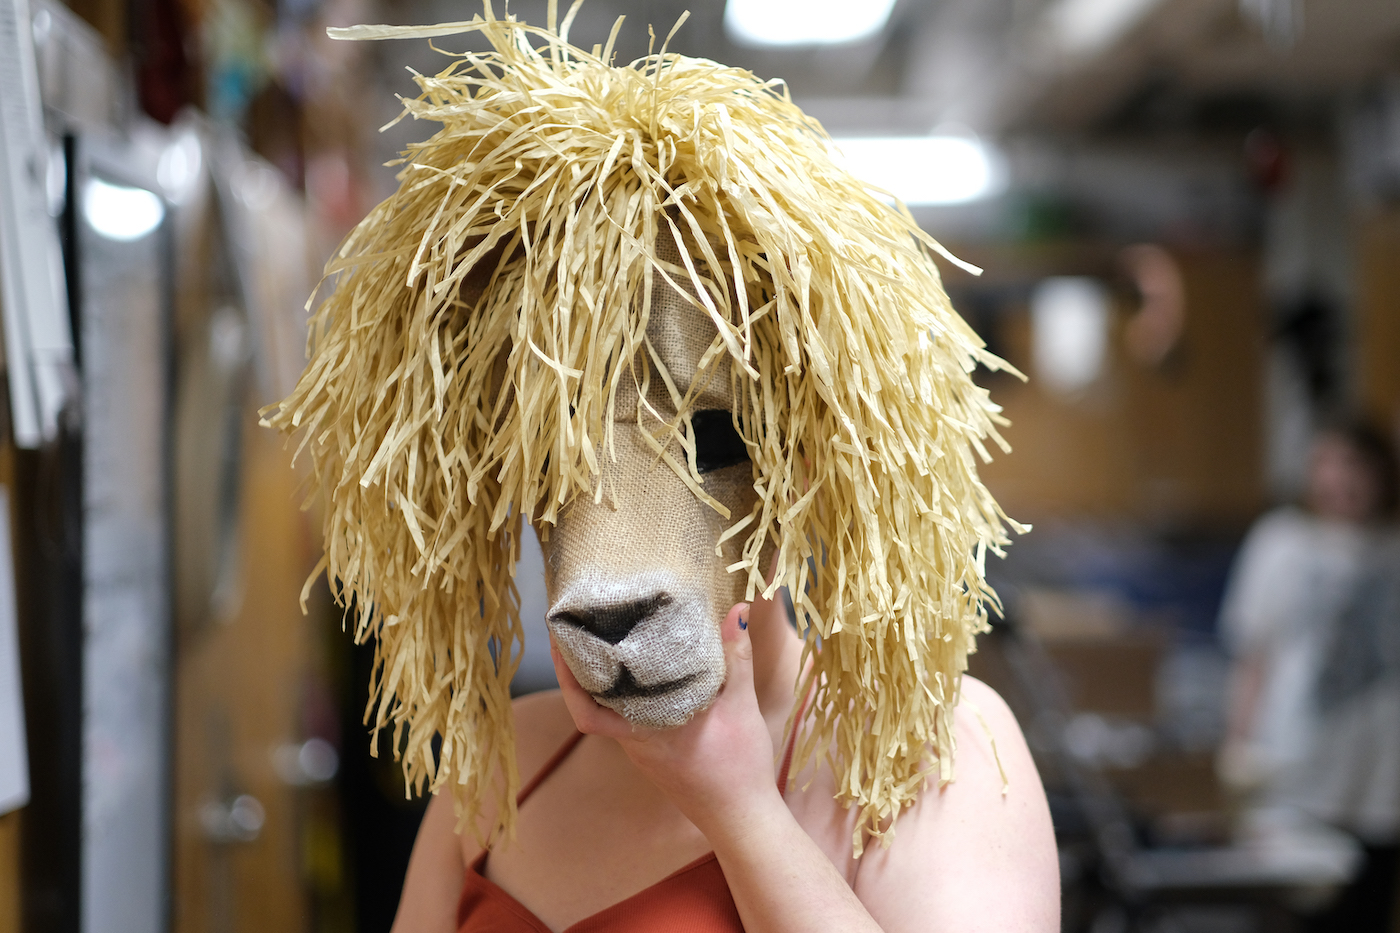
[456,708,807,933]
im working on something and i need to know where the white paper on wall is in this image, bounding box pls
[0,0,73,447]
[0,486,29,814]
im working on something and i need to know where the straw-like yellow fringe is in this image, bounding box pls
[263,1,1022,855]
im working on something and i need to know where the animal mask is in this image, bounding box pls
[542,233,769,730]
[264,4,1020,853]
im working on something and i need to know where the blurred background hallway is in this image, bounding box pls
[2,0,1400,931]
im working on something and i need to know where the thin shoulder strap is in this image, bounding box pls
[776,675,816,795]
[517,730,585,806]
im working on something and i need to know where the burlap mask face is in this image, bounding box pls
[542,237,765,728]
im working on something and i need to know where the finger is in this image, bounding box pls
[718,602,755,699]
[749,549,794,633]
[549,639,632,738]
[747,585,788,632]
[765,547,781,586]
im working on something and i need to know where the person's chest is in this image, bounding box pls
[472,743,859,930]
[484,770,711,929]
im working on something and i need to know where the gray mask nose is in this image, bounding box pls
[549,593,674,645]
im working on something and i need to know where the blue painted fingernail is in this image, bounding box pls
[739,615,747,630]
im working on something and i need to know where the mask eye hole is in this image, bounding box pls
[690,409,750,474]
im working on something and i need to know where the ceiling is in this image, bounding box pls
[372,0,1400,137]
[1023,0,1400,132]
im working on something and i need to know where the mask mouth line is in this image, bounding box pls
[594,666,700,701]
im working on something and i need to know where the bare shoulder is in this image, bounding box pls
[393,690,577,933]
[450,689,576,861]
[852,676,1060,933]
[511,689,578,774]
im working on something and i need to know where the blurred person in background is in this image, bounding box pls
[1218,418,1400,933]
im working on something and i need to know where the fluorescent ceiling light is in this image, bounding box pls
[83,178,165,242]
[1047,0,1163,55]
[831,135,1003,206]
[724,0,897,47]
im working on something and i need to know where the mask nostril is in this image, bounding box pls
[550,593,673,645]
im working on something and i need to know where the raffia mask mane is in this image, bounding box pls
[263,4,1021,854]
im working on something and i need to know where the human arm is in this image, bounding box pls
[1224,649,1267,748]
[1214,510,1300,789]
[391,793,466,933]
[552,597,1060,932]
[851,677,1060,932]
[1218,649,1269,789]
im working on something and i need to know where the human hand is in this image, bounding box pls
[550,601,787,839]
